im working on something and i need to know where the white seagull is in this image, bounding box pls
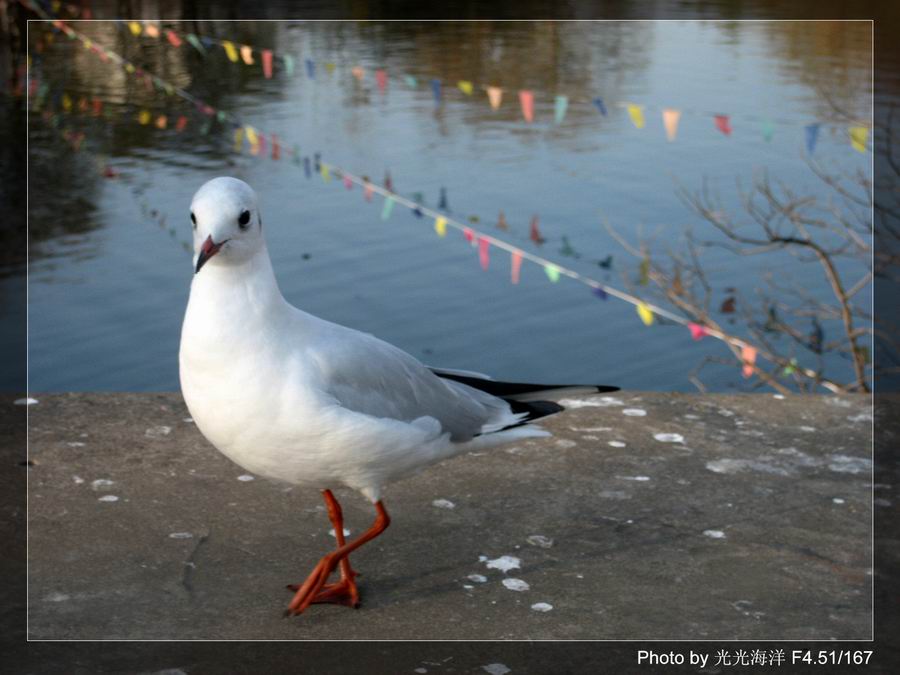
[179,177,618,615]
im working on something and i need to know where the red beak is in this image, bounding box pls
[195,235,225,274]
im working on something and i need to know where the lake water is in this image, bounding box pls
[18,19,872,392]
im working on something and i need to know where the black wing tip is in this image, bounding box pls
[593,385,620,393]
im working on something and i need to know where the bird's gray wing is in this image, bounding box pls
[306,322,516,442]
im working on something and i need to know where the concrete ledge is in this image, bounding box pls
[24,392,873,640]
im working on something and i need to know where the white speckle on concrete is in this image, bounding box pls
[799,426,816,432]
[150,670,189,675]
[14,397,39,406]
[432,498,455,509]
[467,574,488,583]
[91,479,115,491]
[832,498,845,504]
[531,602,553,612]
[875,498,892,507]
[717,408,735,417]
[622,408,647,417]
[485,555,521,573]
[705,458,792,476]
[703,529,726,539]
[482,665,511,675]
[501,578,530,592]
[570,426,612,432]
[72,475,84,484]
[554,439,577,449]
[581,435,600,441]
[66,441,86,447]
[828,455,872,474]
[237,474,255,482]
[826,397,851,408]
[683,414,700,420]
[559,396,623,408]
[462,584,474,590]
[98,495,119,502]
[526,535,554,549]
[169,532,193,539]
[182,417,194,423]
[773,394,785,400]
[608,441,626,448]
[847,413,873,423]
[414,669,428,674]
[328,528,351,538]
[44,592,70,602]
[618,475,651,482]
[599,490,629,499]
[478,555,488,562]
[654,433,684,443]
[144,425,172,439]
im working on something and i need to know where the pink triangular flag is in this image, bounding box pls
[714,114,732,136]
[261,50,273,79]
[478,237,490,270]
[662,108,681,142]
[741,345,757,378]
[463,228,475,244]
[511,250,523,284]
[486,86,503,110]
[519,90,534,123]
[343,175,353,190]
[375,69,388,92]
[688,322,708,341]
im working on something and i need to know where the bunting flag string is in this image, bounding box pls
[25,8,848,391]
[24,2,872,153]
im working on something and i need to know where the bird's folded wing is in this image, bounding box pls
[307,323,516,442]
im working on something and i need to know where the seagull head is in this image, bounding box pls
[190,177,264,274]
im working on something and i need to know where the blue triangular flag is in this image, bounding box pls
[592,97,607,116]
[303,156,311,178]
[805,123,820,155]
[431,78,441,104]
[593,286,608,300]
[305,58,315,79]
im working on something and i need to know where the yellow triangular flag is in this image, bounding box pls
[457,80,473,95]
[849,126,868,153]
[222,41,239,63]
[245,126,259,154]
[61,93,72,111]
[434,216,447,237]
[627,104,645,129]
[124,63,135,73]
[662,108,680,141]
[325,62,336,74]
[128,22,142,36]
[637,302,654,325]
[233,127,245,152]
[486,86,503,110]
[137,109,151,125]
[321,164,331,182]
[240,45,254,65]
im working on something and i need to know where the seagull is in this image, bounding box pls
[179,177,618,616]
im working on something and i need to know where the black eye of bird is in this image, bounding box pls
[238,210,251,229]
[190,212,196,228]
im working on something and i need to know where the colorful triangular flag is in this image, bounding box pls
[662,108,680,141]
[637,302,654,326]
[714,114,732,136]
[486,86,503,110]
[519,90,534,123]
[805,123,820,155]
[627,104,644,129]
[849,125,868,152]
[554,95,568,124]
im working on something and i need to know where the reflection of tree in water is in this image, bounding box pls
[733,21,872,123]
[297,21,652,138]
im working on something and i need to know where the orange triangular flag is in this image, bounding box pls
[741,345,757,378]
[519,90,534,123]
[511,250,523,284]
[351,66,365,81]
[662,108,681,141]
[240,45,254,65]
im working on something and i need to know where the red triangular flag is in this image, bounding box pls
[271,133,281,160]
[262,50,273,79]
[175,115,188,132]
[166,30,182,48]
[688,322,708,340]
[375,69,388,92]
[714,114,732,136]
[529,215,544,245]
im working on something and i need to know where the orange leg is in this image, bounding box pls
[285,494,390,616]
[286,489,360,608]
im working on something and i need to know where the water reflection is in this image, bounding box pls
[15,16,875,392]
